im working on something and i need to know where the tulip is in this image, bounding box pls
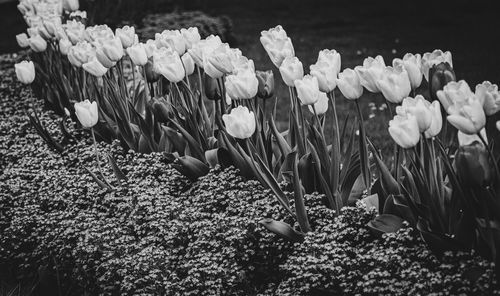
[429,62,456,101]
[204,75,222,101]
[144,39,157,58]
[153,47,185,83]
[310,60,338,93]
[388,114,420,148]
[64,20,85,45]
[62,0,79,12]
[458,128,487,146]
[43,17,62,38]
[126,43,148,66]
[295,75,320,105]
[229,49,254,74]
[188,35,222,67]
[28,35,47,52]
[436,80,474,113]
[59,38,72,55]
[279,56,303,87]
[155,30,186,55]
[421,49,453,81]
[455,142,491,187]
[308,91,329,115]
[447,98,486,135]
[376,65,411,104]
[222,106,256,139]
[475,81,500,116]
[497,121,500,132]
[181,53,195,76]
[181,27,201,49]
[83,57,108,77]
[116,26,136,49]
[14,61,35,84]
[102,37,124,62]
[260,25,295,68]
[95,45,116,68]
[203,43,233,78]
[424,101,442,138]
[16,33,30,48]
[396,95,432,133]
[67,41,94,67]
[256,70,274,99]
[354,55,386,93]
[74,99,98,128]
[392,53,422,90]
[336,68,363,100]
[225,69,259,100]
[85,25,114,42]
[317,49,341,77]
[144,61,160,83]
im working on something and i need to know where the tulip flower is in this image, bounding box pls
[308,91,329,115]
[181,53,195,76]
[74,99,98,128]
[310,60,338,93]
[497,121,500,132]
[317,49,341,78]
[62,0,79,12]
[475,81,500,116]
[16,33,30,48]
[424,101,443,138]
[203,43,233,78]
[256,70,274,99]
[101,37,124,62]
[457,128,487,146]
[225,69,259,100]
[354,55,386,93]
[204,75,222,101]
[116,26,136,49]
[64,20,85,44]
[126,43,148,66]
[421,49,453,81]
[181,27,201,49]
[67,41,94,67]
[336,68,363,100]
[153,47,185,83]
[59,38,72,56]
[95,45,116,68]
[376,65,411,104]
[392,53,422,90]
[188,35,222,67]
[295,75,320,105]
[388,114,420,149]
[447,98,486,135]
[155,30,186,55]
[437,80,474,113]
[43,18,62,38]
[28,35,47,52]
[396,95,432,133]
[83,57,108,77]
[144,61,160,83]
[260,25,295,68]
[455,142,491,187]
[14,61,35,84]
[429,62,456,101]
[279,56,304,87]
[222,106,256,139]
[85,25,114,43]
[144,39,158,58]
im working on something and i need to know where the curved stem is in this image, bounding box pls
[478,132,500,183]
[91,128,108,184]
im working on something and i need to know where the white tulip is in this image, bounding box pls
[14,60,36,84]
[16,33,30,48]
[336,68,363,100]
[74,99,98,128]
[222,106,256,139]
[354,55,386,93]
[260,25,295,68]
[279,56,303,87]
[295,75,320,105]
[308,91,329,115]
[393,53,422,90]
[126,43,148,66]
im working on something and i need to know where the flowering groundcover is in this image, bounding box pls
[1,53,499,295]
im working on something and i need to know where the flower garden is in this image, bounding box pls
[2,0,500,294]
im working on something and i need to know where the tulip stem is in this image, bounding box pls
[478,132,500,183]
[131,59,136,102]
[328,91,340,155]
[91,128,110,188]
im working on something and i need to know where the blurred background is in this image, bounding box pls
[1,0,499,149]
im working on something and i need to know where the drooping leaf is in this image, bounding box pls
[367,214,404,236]
[260,218,304,242]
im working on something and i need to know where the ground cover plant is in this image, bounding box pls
[3,0,500,294]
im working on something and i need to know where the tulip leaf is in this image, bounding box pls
[367,214,404,236]
[291,151,311,233]
[170,120,206,162]
[259,218,304,242]
[107,154,128,183]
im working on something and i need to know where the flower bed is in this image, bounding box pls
[1,52,499,294]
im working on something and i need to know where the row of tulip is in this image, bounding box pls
[13,0,500,272]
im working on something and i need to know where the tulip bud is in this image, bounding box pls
[82,57,108,77]
[421,49,453,82]
[225,69,259,100]
[256,70,274,99]
[181,27,201,49]
[59,38,72,55]
[14,61,35,84]
[455,142,491,187]
[181,53,195,76]
[222,106,256,139]
[62,0,79,12]
[151,97,170,122]
[28,35,47,52]
[475,81,500,116]
[126,43,148,66]
[336,68,363,100]
[308,91,329,115]
[153,47,185,83]
[144,61,160,83]
[393,53,422,90]
[115,26,136,49]
[74,99,98,128]
[260,25,295,68]
[424,101,442,138]
[295,75,320,106]
[279,56,303,87]
[354,55,386,93]
[429,62,456,101]
[16,33,30,48]
[376,65,411,104]
[388,114,420,148]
